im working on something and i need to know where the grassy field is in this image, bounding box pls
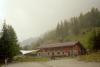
[78,52,100,62]
[13,55,50,62]
[14,52,100,62]
[0,56,50,67]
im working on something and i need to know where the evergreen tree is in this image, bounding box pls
[93,28,100,50]
[0,23,20,61]
[56,22,64,42]
[70,17,80,35]
[87,30,96,50]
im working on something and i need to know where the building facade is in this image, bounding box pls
[37,41,86,57]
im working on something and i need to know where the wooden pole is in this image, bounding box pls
[4,58,7,67]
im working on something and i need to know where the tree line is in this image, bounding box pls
[32,8,100,51]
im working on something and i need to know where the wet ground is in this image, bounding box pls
[2,59,100,67]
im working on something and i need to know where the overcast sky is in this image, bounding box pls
[0,0,100,42]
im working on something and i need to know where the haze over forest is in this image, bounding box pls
[0,0,100,42]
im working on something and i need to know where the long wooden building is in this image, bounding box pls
[37,41,86,57]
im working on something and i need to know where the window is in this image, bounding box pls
[38,53,40,56]
[48,52,49,55]
[57,52,60,54]
[63,52,64,54]
[52,52,54,56]
[44,49,47,52]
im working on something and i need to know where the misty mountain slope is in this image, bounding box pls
[20,37,39,47]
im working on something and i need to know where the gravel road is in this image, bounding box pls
[2,59,100,67]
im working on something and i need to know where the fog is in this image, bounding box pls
[0,0,100,41]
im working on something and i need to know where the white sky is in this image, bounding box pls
[0,0,100,42]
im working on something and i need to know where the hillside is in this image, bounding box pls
[32,8,100,51]
[20,37,39,47]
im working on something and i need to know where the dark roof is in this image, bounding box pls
[38,41,79,49]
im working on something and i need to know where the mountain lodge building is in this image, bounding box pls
[37,41,86,57]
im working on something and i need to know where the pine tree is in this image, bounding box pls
[0,23,20,61]
[93,28,100,50]
[56,22,64,42]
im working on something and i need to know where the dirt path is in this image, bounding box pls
[2,59,100,67]
[45,59,100,67]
